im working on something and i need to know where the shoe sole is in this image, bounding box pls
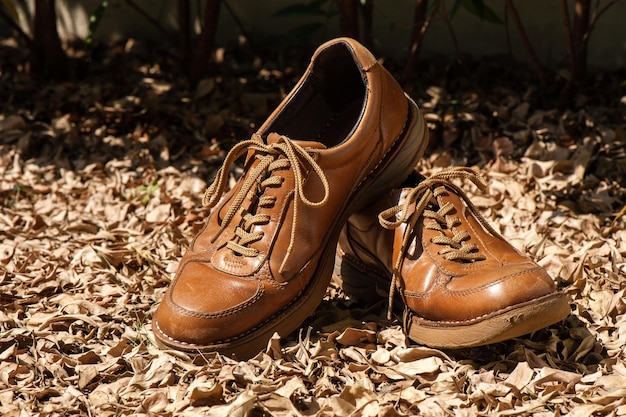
[335,253,571,348]
[152,97,429,359]
[405,292,571,348]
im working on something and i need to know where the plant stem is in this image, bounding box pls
[189,0,221,85]
[222,0,251,46]
[571,0,590,82]
[560,0,576,77]
[361,0,374,50]
[124,0,176,44]
[401,0,431,85]
[504,0,547,86]
[586,0,620,40]
[178,0,191,67]
[337,0,360,40]
[438,0,461,62]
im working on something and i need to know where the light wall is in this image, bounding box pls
[6,0,626,70]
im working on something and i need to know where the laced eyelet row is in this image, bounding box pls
[202,134,330,272]
[377,167,491,319]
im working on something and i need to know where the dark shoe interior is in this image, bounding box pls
[266,42,367,147]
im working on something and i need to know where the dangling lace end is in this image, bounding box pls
[387,273,398,321]
[202,175,219,208]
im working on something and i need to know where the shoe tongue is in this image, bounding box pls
[266,132,327,150]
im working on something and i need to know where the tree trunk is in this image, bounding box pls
[571,0,590,83]
[178,0,192,70]
[402,0,429,86]
[504,0,547,86]
[33,0,68,80]
[337,0,360,40]
[189,0,221,86]
[361,0,374,50]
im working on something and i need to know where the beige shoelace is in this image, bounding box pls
[378,167,490,319]
[202,134,330,272]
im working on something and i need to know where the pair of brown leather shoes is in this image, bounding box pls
[152,38,569,358]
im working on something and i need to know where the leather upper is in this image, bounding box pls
[153,37,421,348]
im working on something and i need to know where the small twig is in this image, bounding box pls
[401,0,437,85]
[612,205,626,227]
[360,0,374,50]
[124,0,177,44]
[504,1,513,58]
[560,0,576,74]
[504,0,547,85]
[583,0,620,45]
[571,0,590,81]
[189,0,221,85]
[178,0,191,66]
[438,0,461,62]
[222,0,252,46]
[0,5,34,47]
[424,4,438,33]
[337,0,360,40]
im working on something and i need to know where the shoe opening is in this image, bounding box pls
[266,42,366,147]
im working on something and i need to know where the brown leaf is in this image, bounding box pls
[138,391,169,413]
[335,327,377,346]
[189,379,224,406]
[204,390,256,417]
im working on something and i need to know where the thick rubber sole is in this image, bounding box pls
[405,292,571,348]
[152,98,429,359]
[334,253,571,349]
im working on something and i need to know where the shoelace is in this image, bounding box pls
[202,134,330,273]
[378,167,490,319]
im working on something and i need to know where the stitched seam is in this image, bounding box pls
[353,104,411,193]
[406,292,564,325]
[167,283,264,319]
[404,266,544,298]
[155,285,307,347]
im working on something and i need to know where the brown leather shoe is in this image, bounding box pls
[335,167,570,348]
[152,37,429,358]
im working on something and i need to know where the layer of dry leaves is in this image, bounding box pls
[1,37,625,416]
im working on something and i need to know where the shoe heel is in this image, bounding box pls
[332,249,388,304]
[354,97,429,210]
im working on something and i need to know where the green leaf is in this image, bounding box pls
[86,0,109,45]
[461,0,503,24]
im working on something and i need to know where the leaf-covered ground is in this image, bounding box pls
[1,37,625,416]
